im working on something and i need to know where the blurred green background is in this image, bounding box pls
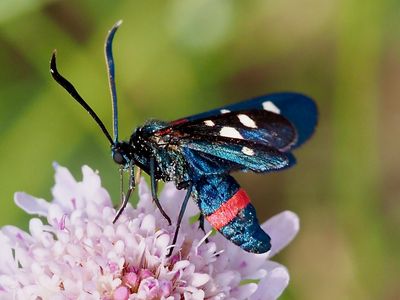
[0,0,399,299]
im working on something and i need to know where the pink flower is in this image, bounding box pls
[0,165,299,299]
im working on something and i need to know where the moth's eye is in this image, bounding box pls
[112,151,125,165]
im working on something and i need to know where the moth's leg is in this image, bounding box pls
[168,182,193,257]
[198,213,209,243]
[119,166,125,203]
[134,166,142,186]
[113,162,135,223]
[198,213,206,233]
[150,157,172,225]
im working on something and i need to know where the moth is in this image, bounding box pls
[50,21,318,255]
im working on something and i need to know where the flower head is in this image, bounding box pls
[0,165,299,299]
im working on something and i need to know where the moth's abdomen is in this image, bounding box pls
[195,175,271,253]
[217,201,271,253]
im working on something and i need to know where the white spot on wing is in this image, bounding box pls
[262,101,281,114]
[241,146,255,156]
[220,127,243,139]
[237,114,257,128]
[220,109,230,114]
[204,120,215,126]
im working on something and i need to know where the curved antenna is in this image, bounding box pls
[105,20,123,143]
[50,51,114,145]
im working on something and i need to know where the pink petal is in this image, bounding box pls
[113,285,129,300]
[51,164,78,208]
[159,182,186,206]
[262,210,299,257]
[53,163,77,189]
[47,204,66,227]
[81,165,101,190]
[159,182,198,218]
[14,192,49,216]
[214,270,240,288]
[81,166,111,207]
[0,232,17,274]
[140,214,156,233]
[221,245,269,277]
[0,274,18,291]
[137,178,153,212]
[1,225,34,247]
[29,218,44,240]
[250,261,289,300]
[190,273,210,287]
[232,282,258,299]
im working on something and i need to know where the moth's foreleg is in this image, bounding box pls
[150,157,172,225]
[168,182,193,257]
[113,162,135,223]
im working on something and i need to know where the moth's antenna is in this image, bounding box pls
[50,51,114,145]
[105,20,122,144]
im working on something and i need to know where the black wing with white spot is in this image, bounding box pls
[170,92,317,149]
[152,110,297,174]
[155,110,297,151]
[150,93,316,175]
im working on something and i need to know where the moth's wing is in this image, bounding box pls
[180,136,296,175]
[169,92,317,149]
[156,109,297,151]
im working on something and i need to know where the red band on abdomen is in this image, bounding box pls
[205,188,250,230]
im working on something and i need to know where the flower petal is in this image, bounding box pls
[250,261,289,300]
[233,282,259,299]
[14,192,49,216]
[137,178,154,213]
[51,164,78,210]
[1,225,34,248]
[81,165,101,190]
[262,210,299,257]
[159,182,198,218]
[0,232,17,275]
[189,273,210,287]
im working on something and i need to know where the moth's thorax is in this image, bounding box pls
[140,119,169,135]
[129,122,190,185]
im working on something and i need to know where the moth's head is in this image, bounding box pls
[111,141,133,167]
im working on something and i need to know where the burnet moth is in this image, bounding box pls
[50,21,318,255]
